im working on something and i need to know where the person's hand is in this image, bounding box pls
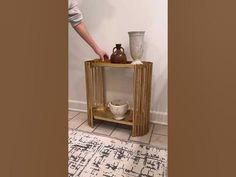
[74,22,109,61]
[94,47,109,61]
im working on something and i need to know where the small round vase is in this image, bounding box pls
[128,31,145,65]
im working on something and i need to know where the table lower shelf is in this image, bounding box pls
[92,107,133,126]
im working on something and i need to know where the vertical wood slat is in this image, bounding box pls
[145,64,149,132]
[145,63,149,132]
[145,65,149,134]
[84,62,89,123]
[91,65,95,127]
[136,66,141,136]
[141,66,145,135]
[141,65,146,135]
[85,61,94,127]
[146,65,150,129]
[93,66,105,110]
[137,65,139,137]
[146,63,153,131]
[94,67,98,107]
[139,66,143,135]
[98,67,105,108]
[85,62,91,126]
[101,67,106,108]
[97,67,101,107]
[150,64,153,128]
[132,65,137,136]
[143,65,148,135]
[149,64,152,130]
[149,63,153,127]
[140,66,143,135]
[137,66,141,136]
[135,65,139,136]
[132,65,138,136]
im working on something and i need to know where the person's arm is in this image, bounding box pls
[74,21,109,61]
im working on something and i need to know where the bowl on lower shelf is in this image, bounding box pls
[108,100,129,120]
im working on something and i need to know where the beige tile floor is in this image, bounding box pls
[68,110,168,149]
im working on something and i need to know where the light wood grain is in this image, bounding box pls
[93,107,133,126]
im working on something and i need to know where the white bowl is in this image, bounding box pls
[108,100,129,120]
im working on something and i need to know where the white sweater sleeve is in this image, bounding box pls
[68,0,83,27]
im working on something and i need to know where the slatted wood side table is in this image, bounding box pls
[84,60,153,136]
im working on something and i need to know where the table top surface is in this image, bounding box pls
[85,59,152,68]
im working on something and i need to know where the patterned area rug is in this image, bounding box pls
[69,130,168,177]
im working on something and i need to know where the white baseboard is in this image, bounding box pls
[68,100,168,125]
[150,111,168,125]
[69,100,87,111]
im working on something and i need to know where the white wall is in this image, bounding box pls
[69,0,168,124]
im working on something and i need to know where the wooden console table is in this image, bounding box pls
[84,60,153,136]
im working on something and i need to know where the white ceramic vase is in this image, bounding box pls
[108,100,129,120]
[128,31,145,65]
